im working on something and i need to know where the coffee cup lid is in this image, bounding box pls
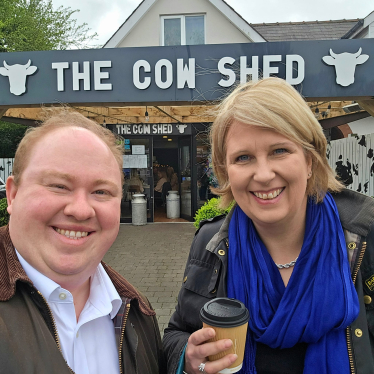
[200,298,249,328]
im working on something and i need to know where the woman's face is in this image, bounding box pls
[225,122,312,230]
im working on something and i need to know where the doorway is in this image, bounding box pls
[119,134,194,223]
[121,137,154,223]
[153,135,189,222]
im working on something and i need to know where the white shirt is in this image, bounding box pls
[16,250,122,374]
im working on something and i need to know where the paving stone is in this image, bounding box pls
[103,223,195,334]
[153,291,173,297]
[162,302,178,309]
[154,308,173,316]
[158,315,173,325]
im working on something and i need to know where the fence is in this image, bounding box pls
[0,158,14,182]
[327,134,374,197]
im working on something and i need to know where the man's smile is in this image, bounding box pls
[53,227,91,240]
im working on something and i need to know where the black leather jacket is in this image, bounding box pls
[163,189,374,374]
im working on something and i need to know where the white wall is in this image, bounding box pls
[117,0,251,47]
[328,133,374,197]
[348,116,374,136]
[0,158,14,182]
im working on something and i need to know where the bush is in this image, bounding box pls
[193,198,234,229]
[0,198,9,227]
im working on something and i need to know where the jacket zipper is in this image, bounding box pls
[119,302,131,374]
[37,291,75,374]
[346,241,367,374]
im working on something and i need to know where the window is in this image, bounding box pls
[161,15,205,46]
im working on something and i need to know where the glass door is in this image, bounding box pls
[121,137,153,223]
[179,136,192,220]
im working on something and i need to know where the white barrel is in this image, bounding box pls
[166,191,180,219]
[132,194,147,225]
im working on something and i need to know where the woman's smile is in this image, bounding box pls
[251,187,285,200]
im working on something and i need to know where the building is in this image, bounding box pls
[1,1,373,222]
[102,0,374,222]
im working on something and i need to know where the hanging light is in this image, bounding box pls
[314,107,320,119]
[102,118,106,127]
[326,103,331,115]
[145,106,149,122]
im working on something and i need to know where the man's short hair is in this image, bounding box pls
[210,77,343,208]
[12,108,124,186]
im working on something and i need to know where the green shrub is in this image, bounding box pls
[0,198,9,227]
[194,198,234,229]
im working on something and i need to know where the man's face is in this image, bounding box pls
[6,127,122,287]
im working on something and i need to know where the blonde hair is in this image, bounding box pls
[210,77,343,208]
[158,169,167,180]
[12,107,124,186]
[167,166,175,180]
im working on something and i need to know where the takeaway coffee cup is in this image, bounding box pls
[200,298,249,374]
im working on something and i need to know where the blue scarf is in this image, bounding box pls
[227,193,359,374]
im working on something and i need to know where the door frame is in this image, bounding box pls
[120,135,154,223]
[178,135,194,221]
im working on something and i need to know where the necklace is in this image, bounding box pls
[275,256,298,269]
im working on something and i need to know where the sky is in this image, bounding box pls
[51,0,374,47]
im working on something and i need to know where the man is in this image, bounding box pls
[0,110,164,374]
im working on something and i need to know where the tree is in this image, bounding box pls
[0,0,98,52]
[0,121,28,158]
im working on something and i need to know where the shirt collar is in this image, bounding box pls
[15,249,59,301]
[89,264,122,319]
[15,249,122,319]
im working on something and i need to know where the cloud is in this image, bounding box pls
[52,0,141,46]
[225,0,373,23]
[52,0,374,47]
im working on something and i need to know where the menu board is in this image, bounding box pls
[123,155,147,168]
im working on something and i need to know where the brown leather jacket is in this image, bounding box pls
[0,225,165,374]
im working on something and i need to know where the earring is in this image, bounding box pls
[308,171,312,177]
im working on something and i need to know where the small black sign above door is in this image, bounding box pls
[110,123,192,136]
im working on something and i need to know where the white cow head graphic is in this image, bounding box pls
[0,60,38,95]
[176,124,187,134]
[322,48,369,87]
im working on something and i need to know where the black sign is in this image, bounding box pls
[0,39,373,107]
[108,123,192,135]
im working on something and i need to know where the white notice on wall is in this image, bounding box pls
[132,145,145,155]
[123,155,147,168]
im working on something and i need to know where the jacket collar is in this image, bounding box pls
[332,188,374,237]
[0,225,32,301]
[206,207,235,253]
[0,225,154,316]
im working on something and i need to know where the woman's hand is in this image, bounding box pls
[184,328,238,374]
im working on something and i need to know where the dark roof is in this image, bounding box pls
[251,19,360,42]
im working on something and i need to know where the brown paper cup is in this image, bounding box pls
[203,322,248,373]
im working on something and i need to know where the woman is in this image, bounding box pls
[167,166,179,191]
[154,168,168,205]
[128,169,144,193]
[163,77,374,374]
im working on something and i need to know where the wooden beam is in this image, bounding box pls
[2,101,363,126]
[0,107,9,119]
[357,100,374,117]
[5,108,44,120]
